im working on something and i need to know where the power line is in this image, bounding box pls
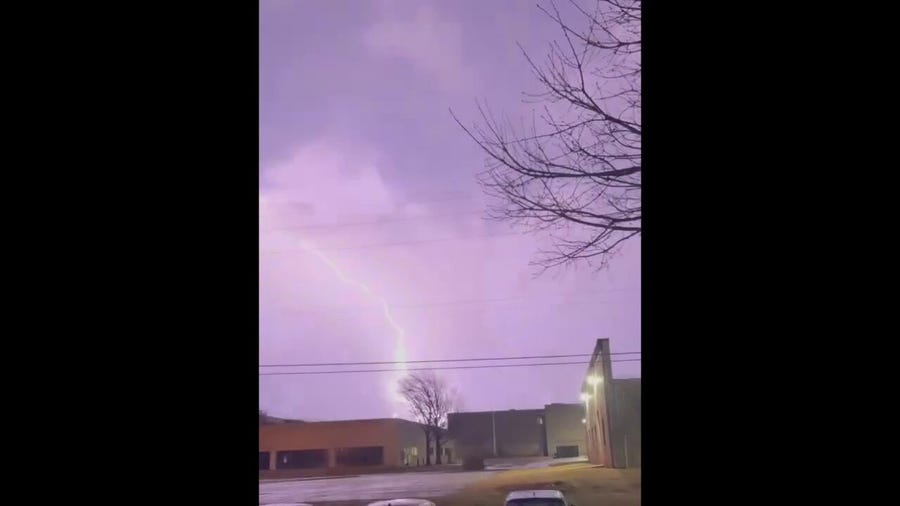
[262,210,487,233]
[258,359,641,376]
[260,231,525,254]
[285,289,635,314]
[259,352,641,368]
[262,193,479,209]
[290,299,611,314]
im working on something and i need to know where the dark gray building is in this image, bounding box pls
[448,404,585,460]
[544,403,588,458]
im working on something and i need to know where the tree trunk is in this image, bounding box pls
[425,430,432,466]
[435,430,443,464]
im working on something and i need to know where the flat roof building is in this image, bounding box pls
[259,417,450,476]
[448,403,586,461]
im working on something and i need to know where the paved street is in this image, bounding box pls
[258,470,496,504]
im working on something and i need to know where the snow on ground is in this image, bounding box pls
[258,457,589,503]
[485,456,588,470]
[258,470,496,504]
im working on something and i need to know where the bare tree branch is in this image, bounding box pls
[452,0,640,271]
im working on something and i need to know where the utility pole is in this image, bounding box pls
[491,411,498,456]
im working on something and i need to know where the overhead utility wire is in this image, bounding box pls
[259,351,641,368]
[259,359,643,376]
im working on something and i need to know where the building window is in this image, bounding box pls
[275,449,328,469]
[259,452,271,470]
[335,446,384,467]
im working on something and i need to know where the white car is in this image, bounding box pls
[504,489,572,506]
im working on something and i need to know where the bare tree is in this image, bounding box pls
[399,371,455,465]
[453,0,641,271]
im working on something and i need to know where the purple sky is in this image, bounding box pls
[259,0,640,421]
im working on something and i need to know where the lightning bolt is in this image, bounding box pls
[259,194,409,415]
[296,239,409,410]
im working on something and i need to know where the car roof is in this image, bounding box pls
[366,500,436,506]
[505,490,566,500]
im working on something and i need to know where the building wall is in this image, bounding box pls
[611,378,641,467]
[584,339,615,467]
[259,419,407,470]
[544,403,587,457]
[440,438,455,464]
[448,411,495,459]
[582,339,641,468]
[394,419,433,466]
[448,409,550,460]
[495,409,546,457]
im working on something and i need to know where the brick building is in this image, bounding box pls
[259,417,451,474]
[582,338,641,468]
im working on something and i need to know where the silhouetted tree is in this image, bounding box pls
[399,371,455,465]
[453,0,641,271]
